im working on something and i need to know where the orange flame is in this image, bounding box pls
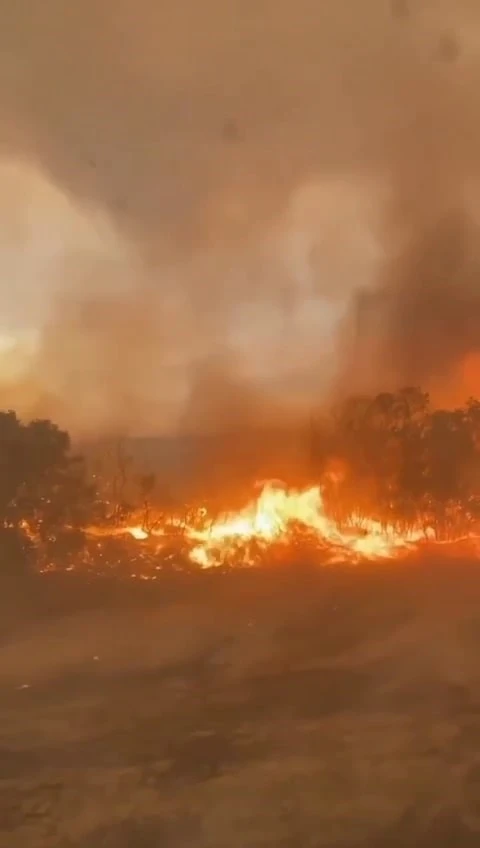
[127,526,149,541]
[184,482,427,567]
[118,482,430,568]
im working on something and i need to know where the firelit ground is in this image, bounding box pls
[1,559,480,847]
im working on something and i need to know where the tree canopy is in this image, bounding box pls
[0,411,94,571]
[315,388,480,539]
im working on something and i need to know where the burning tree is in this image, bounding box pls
[315,388,480,540]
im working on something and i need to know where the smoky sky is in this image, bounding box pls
[0,0,480,436]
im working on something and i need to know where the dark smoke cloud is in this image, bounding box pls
[0,0,480,435]
[337,3,480,401]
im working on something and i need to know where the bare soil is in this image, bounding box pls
[1,557,480,846]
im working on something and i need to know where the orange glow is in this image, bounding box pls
[182,482,427,568]
[431,351,480,407]
[460,351,480,399]
[127,526,149,541]
[101,481,431,570]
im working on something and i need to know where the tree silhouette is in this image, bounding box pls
[314,388,480,540]
[0,411,94,572]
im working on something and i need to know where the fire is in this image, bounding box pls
[85,524,151,541]
[110,482,427,569]
[80,481,440,574]
[128,526,149,541]
[184,482,425,568]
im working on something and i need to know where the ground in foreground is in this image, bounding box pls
[2,557,480,846]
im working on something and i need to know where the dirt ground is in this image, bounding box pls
[2,556,480,846]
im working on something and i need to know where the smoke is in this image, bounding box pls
[338,2,480,402]
[345,209,480,401]
[0,0,480,435]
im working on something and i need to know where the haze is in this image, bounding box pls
[0,0,479,436]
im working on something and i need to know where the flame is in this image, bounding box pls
[85,524,151,541]
[182,482,426,568]
[127,526,149,541]
[81,481,438,573]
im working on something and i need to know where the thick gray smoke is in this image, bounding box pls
[0,0,479,436]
